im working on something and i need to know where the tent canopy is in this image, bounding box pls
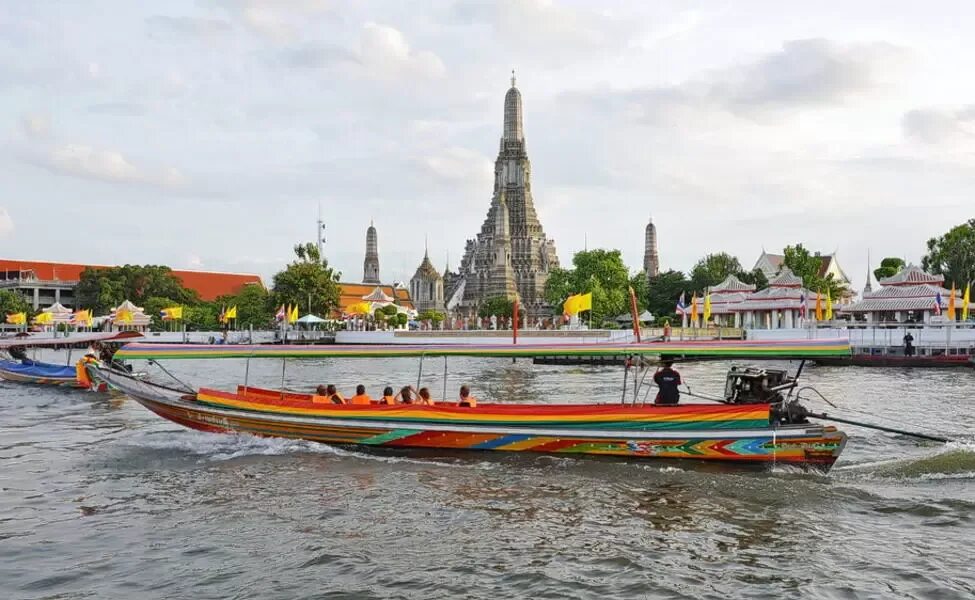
[296,314,326,324]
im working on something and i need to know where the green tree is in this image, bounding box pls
[478,296,514,318]
[783,244,843,296]
[873,257,905,282]
[922,219,975,286]
[183,303,220,331]
[737,268,769,290]
[689,253,743,291]
[645,270,690,321]
[629,272,649,311]
[270,242,341,316]
[541,249,630,324]
[75,265,199,313]
[395,313,408,327]
[215,284,272,329]
[0,289,31,317]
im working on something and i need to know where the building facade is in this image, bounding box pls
[839,264,963,323]
[409,247,445,314]
[362,222,380,284]
[753,249,854,302]
[452,74,561,318]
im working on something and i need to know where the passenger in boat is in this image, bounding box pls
[396,386,415,404]
[458,385,477,408]
[325,384,345,404]
[312,385,331,404]
[380,386,396,405]
[9,345,27,361]
[348,384,372,405]
[417,387,435,406]
[652,361,682,405]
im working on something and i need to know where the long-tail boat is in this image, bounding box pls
[0,331,142,390]
[97,339,852,472]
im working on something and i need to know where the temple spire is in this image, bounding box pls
[503,71,523,142]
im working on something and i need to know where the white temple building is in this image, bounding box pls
[839,265,963,323]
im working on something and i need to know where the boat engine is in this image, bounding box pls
[724,365,809,425]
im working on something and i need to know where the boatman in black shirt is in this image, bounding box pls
[653,360,682,405]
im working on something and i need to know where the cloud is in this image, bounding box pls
[416,147,493,187]
[87,102,147,116]
[360,22,445,79]
[34,144,187,189]
[145,15,233,40]
[0,208,13,238]
[220,0,337,42]
[276,22,445,80]
[568,39,910,125]
[21,114,50,138]
[902,106,975,145]
[451,0,612,54]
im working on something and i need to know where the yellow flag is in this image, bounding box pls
[963,283,970,321]
[690,292,698,323]
[162,306,183,320]
[563,294,580,316]
[72,309,92,326]
[825,289,833,320]
[6,312,26,325]
[34,311,54,325]
[348,301,371,315]
[947,284,956,320]
[289,304,299,323]
[815,291,823,321]
[703,293,712,322]
[224,305,237,320]
[576,292,592,312]
[115,308,133,324]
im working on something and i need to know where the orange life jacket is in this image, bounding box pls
[311,395,331,404]
[348,393,372,405]
[381,395,396,405]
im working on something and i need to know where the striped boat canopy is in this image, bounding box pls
[0,330,142,349]
[114,338,850,360]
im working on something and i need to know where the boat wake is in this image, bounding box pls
[122,430,477,469]
[836,440,975,481]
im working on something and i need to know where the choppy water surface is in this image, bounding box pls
[2,354,974,599]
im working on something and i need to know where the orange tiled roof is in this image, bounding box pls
[0,259,263,301]
[337,282,414,313]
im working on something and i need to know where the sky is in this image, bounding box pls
[2,1,975,291]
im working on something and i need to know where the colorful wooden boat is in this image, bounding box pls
[0,359,92,388]
[100,338,852,472]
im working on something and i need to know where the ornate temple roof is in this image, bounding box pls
[768,267,803,288]
[878,264,944,286]
[711,274,756,294]
[362,287,395,303]
[411,249,442,282]
[840,283,960,313]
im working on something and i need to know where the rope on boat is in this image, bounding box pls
[147,359,195,393]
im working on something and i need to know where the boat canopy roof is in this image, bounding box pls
[113,338,850,360]
[0,330,142,349]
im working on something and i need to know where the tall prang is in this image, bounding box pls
[452,72,561,318]
[644,217,659,279]
[363,221,380,284]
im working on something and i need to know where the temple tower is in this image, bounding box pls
[410,240,445,313]
[644,217,659,278]
[363,221,380,284]
[456,72,560,317]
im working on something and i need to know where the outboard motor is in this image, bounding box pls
[724,365,808,425]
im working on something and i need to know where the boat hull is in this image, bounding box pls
[97,370,847,473]
[0,359,103,390]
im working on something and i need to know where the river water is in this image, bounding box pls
[2,354,974,599]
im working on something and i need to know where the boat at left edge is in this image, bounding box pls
[0,330,143,391]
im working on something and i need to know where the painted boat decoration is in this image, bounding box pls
[99,339,852,472]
